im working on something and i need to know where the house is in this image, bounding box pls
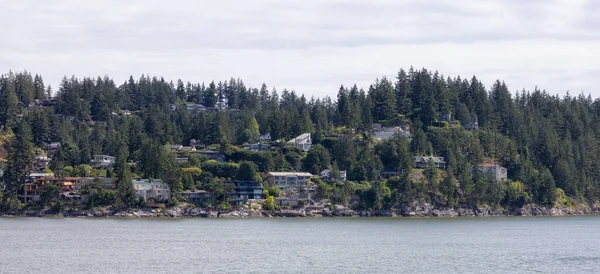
[174,158,189,164]
[170,145,183,153]
[179,190,213,204]
[20,176,81,203]
[186,103,206,112]
[42,97,56,107]
[319,169,347,182]
[373,126,411,141]
[33,156,51,172]
[90,155,116,168]
[464,119,479,131]
[133,179,171,202]
[244,143,271,152]
[46,142,61,152]
[196,150,226,162]
[440,111,460,127]
[265,172,313,188]
[286,133,312,151]
[380,170,403,179]
[73,177,115,190]
[227,180,264,206]
[414,156,447,169]
[258,133,272,143]
[189,139,203,148]
[477,163,508,182]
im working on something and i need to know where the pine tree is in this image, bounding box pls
[2,122,35,197]
[115,147,136,206]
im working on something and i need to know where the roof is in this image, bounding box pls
[286,133,311,145]
[178,190,209,194]
[415,156,446,163]
[478,163,505,168]
[29,173,54,177]
[267,172,313,177]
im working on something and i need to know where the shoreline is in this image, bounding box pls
[2,201,600,219]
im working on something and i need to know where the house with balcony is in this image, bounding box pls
[319,169,347,182]
[265,172,313,188]
[414,156,447,169]
[244,143,271,152]
[227,180,264,206]
[179,190,213,205]
[133,179,171,202]
[90,155,116,168]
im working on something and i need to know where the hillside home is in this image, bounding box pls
[244,143,271,152]
[258,133,272,143]
[196,150,226,162]
[319,169,347,182]
[414,156,447,169]
[286,133,312,151]
[33,156,51,172]
[90,155,116,168]
[265,172,313,188]
[477,163,508,182]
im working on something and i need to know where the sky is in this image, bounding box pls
[0,0,598,99]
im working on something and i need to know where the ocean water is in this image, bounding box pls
[0,216,599,273]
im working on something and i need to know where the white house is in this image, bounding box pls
[265,172,313,188]
[258,133,272,143]
[90,155,116,168]
[133,179,171,202]
[319,169,347,182]
[286,133,312,151]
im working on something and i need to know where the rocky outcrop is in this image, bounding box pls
[3,201,600,218]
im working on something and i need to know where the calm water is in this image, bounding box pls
[1,216,599,273]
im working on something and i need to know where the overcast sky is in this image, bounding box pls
[1,0,598,98]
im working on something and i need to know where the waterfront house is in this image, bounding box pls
[133,179,171,202]
[319,169,347,182]
[285,133,312,151]
[265,172,313,188]
[414,156,447,169]
[90,155,116,168]
[227,180,264,206]
[178,190,213,204]
[477,163,508,182]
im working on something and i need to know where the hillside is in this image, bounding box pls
[0,68,599,212]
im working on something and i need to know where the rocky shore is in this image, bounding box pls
[2,201,600,218]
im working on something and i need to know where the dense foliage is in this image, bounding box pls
[1,68,599,211]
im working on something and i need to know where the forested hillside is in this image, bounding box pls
[1,68,599,211]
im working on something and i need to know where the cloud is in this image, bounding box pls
[0,0,598,98]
